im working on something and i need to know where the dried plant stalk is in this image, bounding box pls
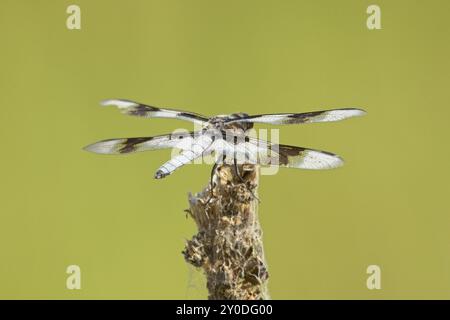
[183,164,270,300]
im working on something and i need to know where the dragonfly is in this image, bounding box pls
[84,99,366,181]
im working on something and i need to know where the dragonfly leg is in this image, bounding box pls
[234,158,260,203]
[205,162,219,205]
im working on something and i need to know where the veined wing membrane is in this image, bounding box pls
[224,108,366,125]
[101,99,209,125]
[83,131,199,154]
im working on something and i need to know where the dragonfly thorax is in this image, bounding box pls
[208,113,253,132]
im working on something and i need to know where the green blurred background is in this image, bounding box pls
[1,0,449,299]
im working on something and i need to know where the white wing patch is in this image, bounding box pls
[101,99,138,109]
[304,108,366,123]
[287,149,344,169]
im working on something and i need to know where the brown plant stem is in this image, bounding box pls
[183,164,270,300]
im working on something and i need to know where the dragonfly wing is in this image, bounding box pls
[225,108,366,125]
[83,131,199,154]
[246,138,344,169]
[101,99,209,125]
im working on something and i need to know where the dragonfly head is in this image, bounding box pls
[208,115,228,130]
